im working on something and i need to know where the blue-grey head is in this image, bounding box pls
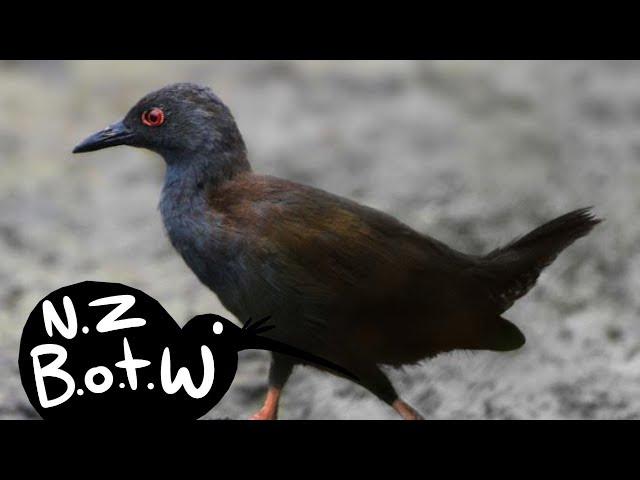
[73,83,247,168]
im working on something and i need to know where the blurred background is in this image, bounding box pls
[0,60,638,419]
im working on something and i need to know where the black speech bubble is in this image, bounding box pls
[19,281,355,420]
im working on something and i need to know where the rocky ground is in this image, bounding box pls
[1,60,639,419]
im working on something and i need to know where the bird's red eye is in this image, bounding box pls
[141,108,165,127]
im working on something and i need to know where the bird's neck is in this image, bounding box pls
[163,149,252,194]
[160,149,252,222]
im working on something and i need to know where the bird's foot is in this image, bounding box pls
[392,399,424,420]
[249,407,278,420]
[249,386,281,420]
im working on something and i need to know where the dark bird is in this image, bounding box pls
[73,83,601,420]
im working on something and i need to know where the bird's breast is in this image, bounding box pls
[159,186,254,316]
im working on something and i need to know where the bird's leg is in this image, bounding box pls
[250,353,294,420]
[354,364,425,420]
[250,387,281,420]
[392,399,425,420]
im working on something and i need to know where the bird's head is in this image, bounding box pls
[73,83,246,165]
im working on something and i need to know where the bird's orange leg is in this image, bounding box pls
[249,387,281,420]
[392,399,424,420]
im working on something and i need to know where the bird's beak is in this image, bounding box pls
[72,120,134,153]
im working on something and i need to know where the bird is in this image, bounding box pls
[73,83,601,420]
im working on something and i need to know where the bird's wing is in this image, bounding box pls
[209,175,479,357]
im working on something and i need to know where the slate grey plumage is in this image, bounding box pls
[74,83,601,419]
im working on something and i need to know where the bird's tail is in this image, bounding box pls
[481,207,602,313]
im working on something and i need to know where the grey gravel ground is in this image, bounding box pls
[1,60,638,419]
